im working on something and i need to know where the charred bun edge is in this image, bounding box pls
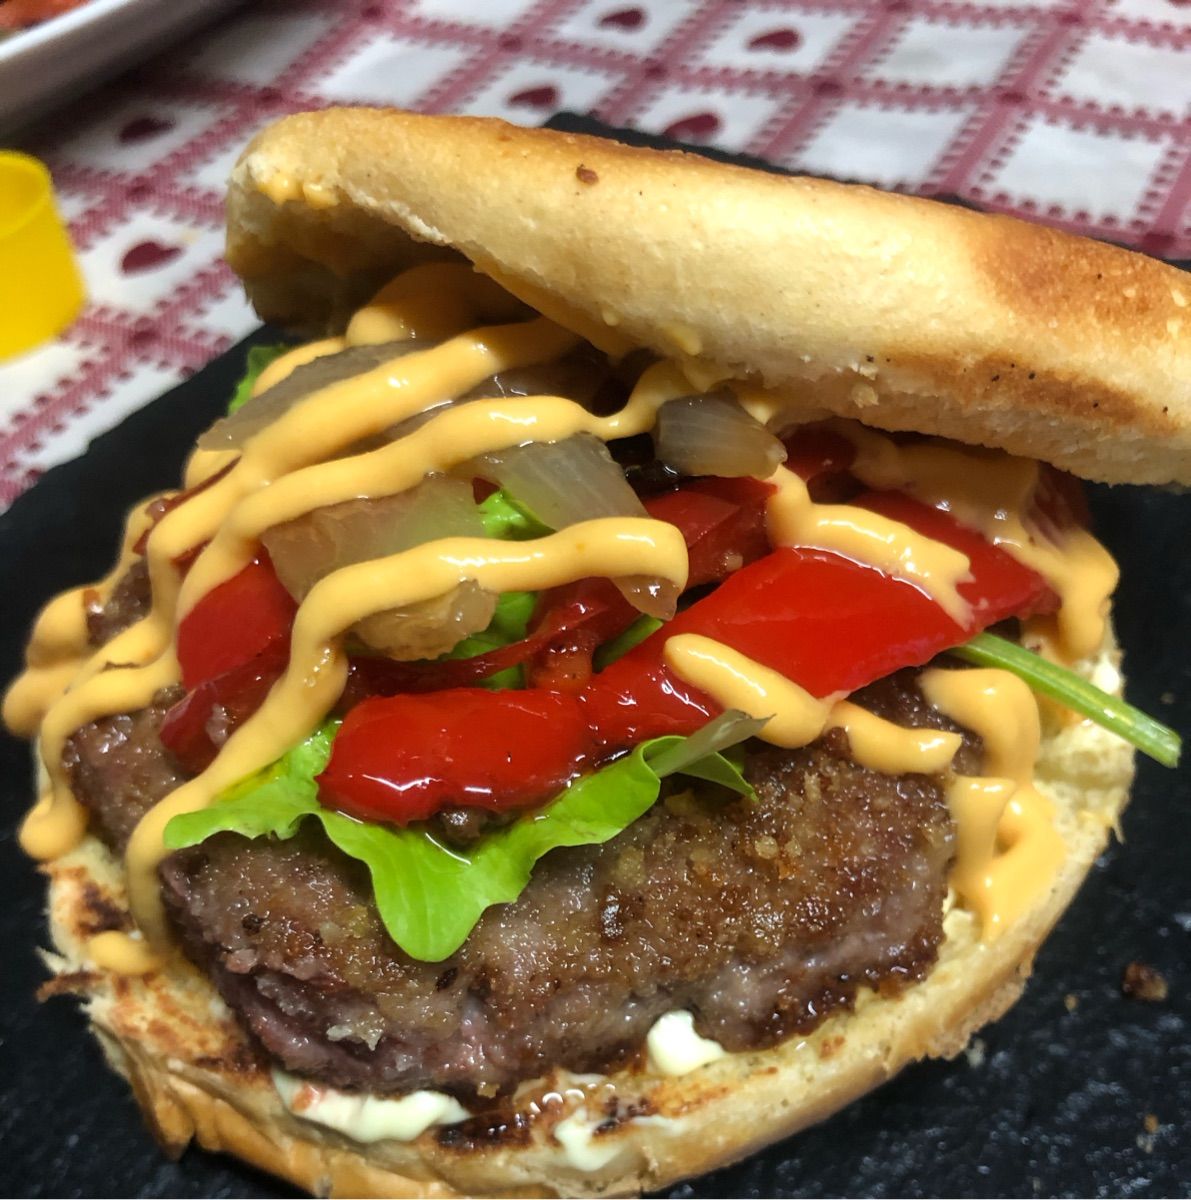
[226,107,1191,487]
[39,626,1133,1198]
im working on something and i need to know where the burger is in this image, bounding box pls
[5,108,1187,1197]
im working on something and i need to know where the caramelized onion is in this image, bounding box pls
[477,434,676,618]
[200,341,418,451]
[459,346,623,409]
[379,348,626,447]
[261,476,494,659]
[615,573,680,621]
[353,581,496,662]
[653,392,786,479]
[477,433,644,529]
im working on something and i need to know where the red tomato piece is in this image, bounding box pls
[176,554,296,690]
[318,688,595,824]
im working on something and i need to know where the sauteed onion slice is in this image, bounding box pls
[262,476,495,660]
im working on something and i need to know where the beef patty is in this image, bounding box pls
[63,686,186,849]
[67,661,971,1099]
[85,557,151,647]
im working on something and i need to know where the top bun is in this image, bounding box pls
[226,107,1191,486]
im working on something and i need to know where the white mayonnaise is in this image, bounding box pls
[552,1103,688,1173]
[272,1069,469,1143]
[553,1108,624,1172]
[646,1010,726,1077]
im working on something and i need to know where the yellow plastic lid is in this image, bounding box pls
[0,151,85,361]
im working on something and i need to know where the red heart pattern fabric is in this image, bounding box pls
[120,241,184,274]
[0,0,1188,505]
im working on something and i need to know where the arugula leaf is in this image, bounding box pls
[227,343,293,414]
[954,631,1181,768]
[436,492,548,686]
[163,712,763,962]
[483,590,537,642]
[445,590,536,689]
[477,490,551,540]
[336,494,543,686]
[594,615,663,669]
[646,710,761,786]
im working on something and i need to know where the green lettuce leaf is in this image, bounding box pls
[163,712,763,962]
[165,722,339,845]
[227,343,293,414]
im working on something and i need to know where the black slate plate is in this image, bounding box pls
[1,119,1189,1200]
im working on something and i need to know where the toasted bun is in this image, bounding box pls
[42,637,1133,1198]
[225,108,1191,486]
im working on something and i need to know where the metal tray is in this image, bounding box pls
[0,0,240,138]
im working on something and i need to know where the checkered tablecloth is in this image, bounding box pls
[2,0,1189,508]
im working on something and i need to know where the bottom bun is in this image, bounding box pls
[39,643,1134,1199]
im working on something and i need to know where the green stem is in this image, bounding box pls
[953,632,1181,768]
[594,615,664,670]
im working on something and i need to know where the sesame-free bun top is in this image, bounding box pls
[226,107,1191,486]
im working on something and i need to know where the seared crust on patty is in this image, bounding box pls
[63,689,185,851]
[157,722,954,1100]
[66,666,961,1100]
[39,640,1134,1197]
[226,109,1191,485]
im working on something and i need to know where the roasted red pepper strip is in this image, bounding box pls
[342,477,778,699]
[1034,464,1092,536]
[161,641,289,773]
[319,689,594,822]
[164,554,297,770]
[0,0,90,32]
[781,427,856,484]
[643,476,774,587]
[523,476,777,689]
[523,579,637,691]
[133,461,235,562]
[345,640,535,698]
[857,489,1059,628]
[340,577,636,700]
[582,491,1059,747]
[176,553,296,690]
[317,491,1058,824]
